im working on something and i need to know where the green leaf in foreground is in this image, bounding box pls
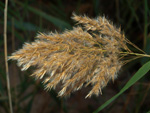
[147,110,150,113]
[94,61,150,113]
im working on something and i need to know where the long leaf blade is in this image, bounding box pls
[15,1,71,30]
[94,61,150,113]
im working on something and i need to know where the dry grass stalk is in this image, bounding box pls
[4,0,13,112]
[9,13,149,98]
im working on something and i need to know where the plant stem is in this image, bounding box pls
[120,52,150,58]
[79,48,150,58]
[144,0,148,49]
[4,0,13,113]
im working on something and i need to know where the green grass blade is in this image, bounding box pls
[15,1,71,30]
[26,97,34,113]
[94,61,150,113]
[26,5,71,30]
[8,20,42,31]
[147,110,150,113]
[0,79,5,95]
[55,0,65,10]
[141,0,150,64]
[93,0,100,15]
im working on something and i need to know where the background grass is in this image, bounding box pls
[1,0,150,113]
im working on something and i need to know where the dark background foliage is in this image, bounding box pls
[0,0,150,113]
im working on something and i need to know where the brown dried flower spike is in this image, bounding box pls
[9,14,143,98]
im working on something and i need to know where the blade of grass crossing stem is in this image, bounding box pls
[26,97,34,113]
[126,0,141,30]
[94,61,150,113]
[18,92,34,104]
[27,7,71,30]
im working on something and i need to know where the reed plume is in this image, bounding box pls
[9,13,148,98]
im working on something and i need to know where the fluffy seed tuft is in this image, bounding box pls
[9,14,132,98]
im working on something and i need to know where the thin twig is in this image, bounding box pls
[4,0,13,113]
[125,38,146,54]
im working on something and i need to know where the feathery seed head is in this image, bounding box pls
[9,14,130,98]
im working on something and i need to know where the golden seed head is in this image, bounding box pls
[9,14,129,98]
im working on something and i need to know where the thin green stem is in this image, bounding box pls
[144,0,148,49]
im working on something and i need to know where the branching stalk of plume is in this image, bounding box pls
[9,14,150,98]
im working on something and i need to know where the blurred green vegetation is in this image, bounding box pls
[0,0,150,113]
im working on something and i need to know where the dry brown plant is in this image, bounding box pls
[9,13,148,98]
[4,0,13,112]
